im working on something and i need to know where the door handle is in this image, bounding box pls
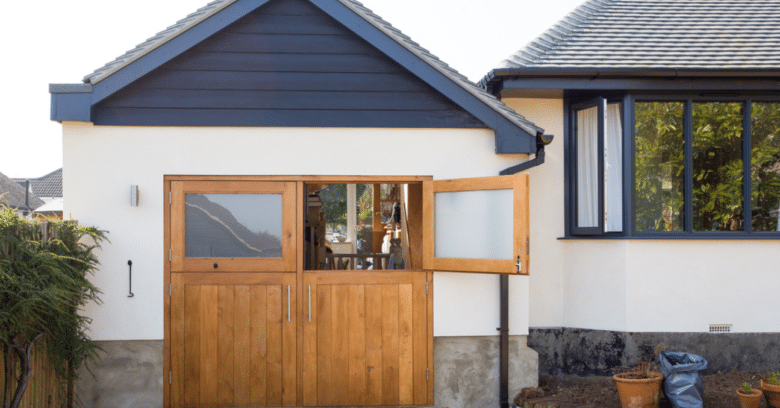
[308,285,312,322]
[287,285,291,322]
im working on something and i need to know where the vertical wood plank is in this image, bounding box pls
[316,285,333,406]
[406,183,424,270]
[413,274,428,404]
[348,285,366,406]
[331,285,349,406]
[283,282,297,407]
[199,285,219,406]
[183,284,201,407]
[296,181,306,405]
[422,180,434,270]
[365,284,384,405]
[234,285,251,406]
[303,281,317,406]
[398,283,414,405]
[427,271,435,405]
[516,174,530,275]
[217,286,235,406]
[266,285,283,406]
[169,181,185,271]
[381,284,400,406]
[170,276,185,406]
[250,285,268,406]
[163,178,172,408]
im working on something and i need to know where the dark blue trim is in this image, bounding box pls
[683,100,694,233]
[308,0,536,153]
[742,101,752,233]
[563,99,572,237]
[50,93,92,122]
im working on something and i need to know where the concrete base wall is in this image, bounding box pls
[76,337,539,408]
[530,328,780,376]
[433,336,538,408]
[77,340,163,408]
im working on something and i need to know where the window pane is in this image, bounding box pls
[605,103,623,232]
[635,102,685,231]
[576,106,599,228]
[692,102,744,231]
[186,193,283,258]
[434,189,513,259]
[751,102,780,231]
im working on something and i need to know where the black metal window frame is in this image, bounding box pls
[565,92,780,239]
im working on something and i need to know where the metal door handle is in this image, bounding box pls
[287,285,291,322]
[308,285,312,322]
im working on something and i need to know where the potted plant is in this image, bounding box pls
[762,371,780,408]
[613,346,664,408]
[736,382,762,408]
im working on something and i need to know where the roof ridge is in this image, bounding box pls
[499,0,615,68]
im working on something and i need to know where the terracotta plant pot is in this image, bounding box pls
[762,379,780,408]
[613,371,664,408]
[736,388,763,408]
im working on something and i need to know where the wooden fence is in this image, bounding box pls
[0,339,68,408]
[1,219,77,407]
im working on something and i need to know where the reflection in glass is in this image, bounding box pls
[635,102,685,231]
[185,194,283,258]
[381,184,397,200]
[751,102,780,231]
[692,102,743,231]
[434,189,513,259]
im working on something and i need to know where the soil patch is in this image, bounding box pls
[521,370,769,408]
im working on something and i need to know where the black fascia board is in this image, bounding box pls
[481,67,780,95]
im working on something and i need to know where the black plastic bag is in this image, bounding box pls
[659,352,708,408]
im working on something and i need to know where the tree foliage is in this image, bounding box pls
[0,207,106,408]
[635,101,780,232]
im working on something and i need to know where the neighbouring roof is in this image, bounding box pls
[79,0,543,139]
[0,171,45,211]
[13,168,63,198]
[496,0,780,71]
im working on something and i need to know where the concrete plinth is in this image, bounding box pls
[77,340,164,408]
[433,335,538,408]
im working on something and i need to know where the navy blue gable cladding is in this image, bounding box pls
[92,0,487,129]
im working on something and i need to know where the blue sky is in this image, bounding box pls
[0,0,584,178]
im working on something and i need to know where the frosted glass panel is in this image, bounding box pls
[186,193,283,258]
[434,189,514,259]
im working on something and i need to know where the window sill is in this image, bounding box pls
[559,233,780,240]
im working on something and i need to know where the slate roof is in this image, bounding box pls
[497,0,780,70]
[13,168,63,198]
[0,171,45,211]
[81,0,543,137]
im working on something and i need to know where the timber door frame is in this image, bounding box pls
[164,175,434,408]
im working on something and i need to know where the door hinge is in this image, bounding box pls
[169,371,172,384]
[527,237,530,255]
[425,282,428,295]
[426,368,429,381]
[169,191,172,204]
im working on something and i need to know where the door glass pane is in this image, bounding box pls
[185,193,283,258]
[635,101,685,232]
[576,106,599,228]
[692,102,744,231]
[751,102,780,231]
[434,189,513,259]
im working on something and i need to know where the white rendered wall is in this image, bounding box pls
[504,96,780,334]
[62,123,531,341]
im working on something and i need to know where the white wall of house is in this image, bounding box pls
[62,122,531,341]
[503,97,780,334]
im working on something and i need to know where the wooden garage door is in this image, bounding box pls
[301,271,432,407]
[170,273,296,407]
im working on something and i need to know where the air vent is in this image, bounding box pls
[709,324,732,333]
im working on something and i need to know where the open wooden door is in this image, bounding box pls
[169,180,298,407]
[423,174,530,275]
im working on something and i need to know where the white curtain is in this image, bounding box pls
[604,103,623,232]
[577,106,598,228]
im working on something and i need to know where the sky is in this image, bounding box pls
[0,0,584,179]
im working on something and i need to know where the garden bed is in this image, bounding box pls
[517,370,769,408]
